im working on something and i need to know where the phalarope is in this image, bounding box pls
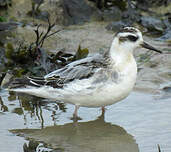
[9,27,162,118]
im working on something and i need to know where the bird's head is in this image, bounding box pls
[113,27,162,53]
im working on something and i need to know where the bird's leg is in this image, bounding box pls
[73,105,79,118]
[97,106,106,120]
[71,105,82,122]
[101,106,106,115]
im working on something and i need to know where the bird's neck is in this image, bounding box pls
[109,39,135,70]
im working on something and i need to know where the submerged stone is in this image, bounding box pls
[163,86,171,93]
[140,16,166,33]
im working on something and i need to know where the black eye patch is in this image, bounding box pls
[127,35,138,42]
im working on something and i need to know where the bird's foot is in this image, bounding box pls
[70,114,82,122]
[70,105,81,122]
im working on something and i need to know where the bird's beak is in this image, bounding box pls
[141,42,162,53]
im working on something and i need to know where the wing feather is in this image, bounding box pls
[10,53,109,89]
[44,54,108,82]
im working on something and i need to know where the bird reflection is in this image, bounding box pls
[1,91,140,152]
[11,111,139,152]
[0,91,66,128]
[16,93,66,128]
[0,96,8,112]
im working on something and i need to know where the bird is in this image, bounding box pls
[8,27,162,119]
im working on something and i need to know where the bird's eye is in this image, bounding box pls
[127,35,138,42]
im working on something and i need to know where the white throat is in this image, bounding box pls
[109,38,134,65]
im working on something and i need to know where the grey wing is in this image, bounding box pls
[44,54,107,82]
[9,55,106,89]
[9,64,94,89]
[9,54,109,89]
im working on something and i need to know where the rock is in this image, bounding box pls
[111,0,127,11]
[0,72,5,87]
[157,14,171,41]
[136,0,170,8]
[106,1,141,31]
[106,21,130,31]
[163,86,171,93]
[161,85,171,99]
[0,22,18,44]
[27,0,49,21]
[122,9,141,25]
[99,6,122,21]
[27,9,49,21]
[32,0,44,5]
[0,71,13,89]
[156,29,171,41]
[164,14,171,28]
[0,23,18,63]
[0,48,18,89]
[140,16,166,33]
[34,11,49,21]
[61,0,94,25]
[0,0,11,7]
[0,22,18,31]
[91,0,127,10]
[153,14,171,41]
[0,48,6,72]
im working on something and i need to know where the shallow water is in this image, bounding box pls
[0,0,170,151]
[0,23,170,152]
[0,89,171,152]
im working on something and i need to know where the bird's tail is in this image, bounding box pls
[1,73,63,100]
[2,76,59,100]
[2,76,46,96]
[10,76,46,89]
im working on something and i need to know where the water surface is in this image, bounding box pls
[0,90,171,152]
